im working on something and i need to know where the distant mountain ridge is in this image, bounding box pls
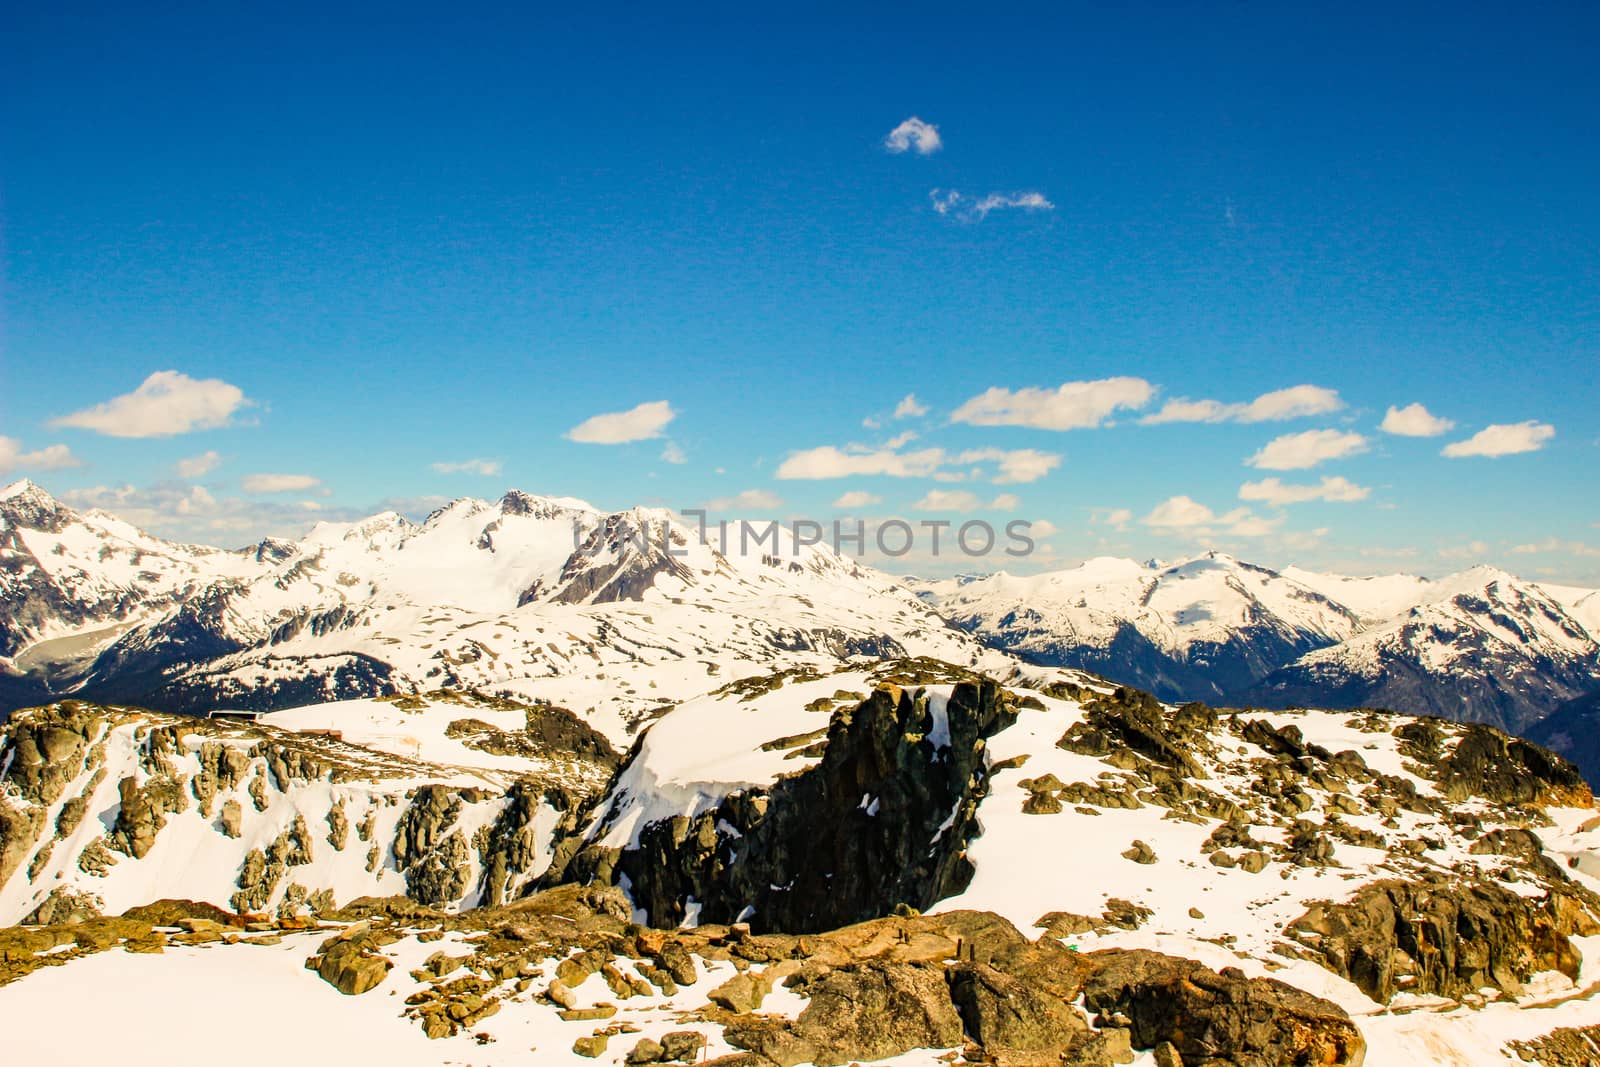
[910,551,1600,736]
[0,480,1000,736]
[6,478,1599,751]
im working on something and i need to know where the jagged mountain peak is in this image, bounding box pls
[0,478,49,502]
[0,479,75,532]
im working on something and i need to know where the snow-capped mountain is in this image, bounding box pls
[0,481,1002,738]
[912,551,1600,733]
[1248,566,1600,732]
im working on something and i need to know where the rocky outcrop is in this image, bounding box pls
[1080,950,1365,1067]
[1509,1025,1600,1067]
[1287,871,1597,1002]
[393,785,480,906]
[1396,718,1592,807]
[560,679,1022,933]
[313,925,396,995]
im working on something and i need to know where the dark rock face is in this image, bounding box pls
[1080,950,1365,1067]
[1057,685,1215,778]
[560,680,1021,933]
[394,785,475,906]
[1395,717,1592,808]
[521,514,695,606]
[1525,688,1600,788]
[1287,872,1598,1002]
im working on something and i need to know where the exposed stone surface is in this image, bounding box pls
[1081,950,1365,1067]
[1287,871,1596,1002]
[558,678,1023,932]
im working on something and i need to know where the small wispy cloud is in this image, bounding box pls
[566,400,676,445]
[1246,429,1368,471]
[1141,385,1343,426]
[930,189,1054,222]
[1142,495,1281,538]
[1238,476,1370,507]
[953,448,1061,484]
[659,441,688,465]
[431,458,502,476]
[51,371,252,438]
[242,473,323,494]
[0,437,82,473]
[1380,402,1454,437]
[703,488,784,512]
[1509,538,1600,559]
[951,378,1153,431]
[893,393,928,419]
[776,445,948,480]
[1441,420,1555,458]
[912,490,1019,513]
[176,451,222,479]
[884,117,942,155]
[831,490,882,509]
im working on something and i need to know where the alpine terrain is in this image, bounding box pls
[3,481,1600,1066]
[912,553,1600,742]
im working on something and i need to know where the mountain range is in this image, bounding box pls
[0,479,1000,737]
[910,552,1600,738]
[4,477,1599,774]
[7,477,1600,1065]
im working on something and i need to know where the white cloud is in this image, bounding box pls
[776,446,949,480]
[884,430,919,449]
[951,377,1154,431]
[242,473,322,494]
[1510,538,1600,559]
[954,447,1062,484]
[832,490,882,509]
[1140,385,1343,425]
[1092,506,1133,531]
[912,490,1018,513]
[1141,495,1280,538]
[1439,539,1490,560]
[659,441,687,465]
[59,482,360,544]
[565,400,676,444]
[51,371,252,438]
[0,437,82,473]
[931,189,1055,221]
[1246,429,1368,470]
[777,443,1060,485]
[1380,402,1454,437]
[176,451,222,479]
[431,458,502,476]
[1441,420,1555,458]
[894,394,928,419]
[703,489,784,512]
[884,117,942,155]
[1238,476,1370,507]
[1143,495,1220,528]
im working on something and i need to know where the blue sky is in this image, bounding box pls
[2,3,1597,579]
